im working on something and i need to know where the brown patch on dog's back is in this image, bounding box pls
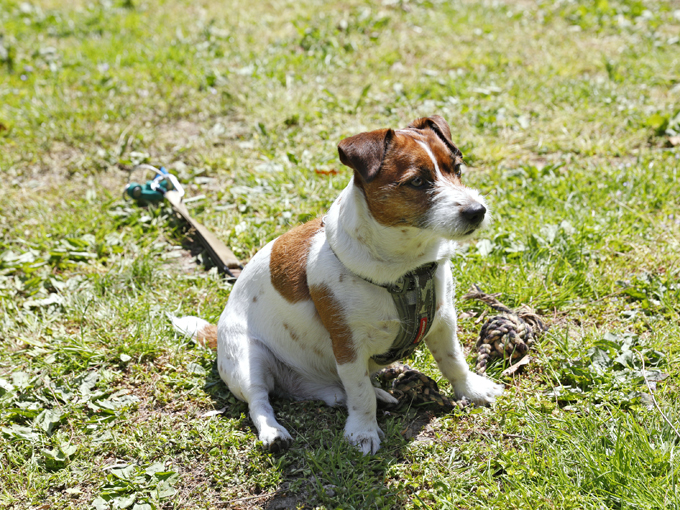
[196,324,217,349]
[310,284,356,364]
[270,218,323,303]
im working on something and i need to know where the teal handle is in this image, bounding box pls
[125,180,168,204]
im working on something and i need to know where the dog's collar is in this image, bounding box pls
[321,216,438,365]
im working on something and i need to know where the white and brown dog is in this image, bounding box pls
[173,116,503,454]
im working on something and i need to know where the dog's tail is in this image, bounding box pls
[169,315,218,349]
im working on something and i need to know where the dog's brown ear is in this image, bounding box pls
[338,128,394,183]
[408,115,461,157]
[409,115,451,141]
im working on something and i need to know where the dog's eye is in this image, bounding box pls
[454,163,463,177]
[410,177,424,187]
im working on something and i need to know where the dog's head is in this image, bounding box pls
[338,115,489,240]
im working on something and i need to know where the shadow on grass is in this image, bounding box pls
[202,362,455,509]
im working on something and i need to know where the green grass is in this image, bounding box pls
[1,0,680,508]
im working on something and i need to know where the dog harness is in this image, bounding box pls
[367,262,439,365]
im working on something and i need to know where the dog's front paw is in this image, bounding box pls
[344,422,383,455]
[258,425,293,453]
[454,372,504,406]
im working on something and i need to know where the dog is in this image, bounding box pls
[172,115,504,454]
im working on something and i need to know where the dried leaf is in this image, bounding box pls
[187,362,206,376]
[314,168,338,176]
[501,356,531,376]
[202,406,227,417]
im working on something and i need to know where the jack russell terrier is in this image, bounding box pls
[173,115,504,454]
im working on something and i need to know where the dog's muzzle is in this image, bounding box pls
[461,203,486,233]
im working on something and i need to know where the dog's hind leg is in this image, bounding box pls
[300,371,394,405]
[245,383,293,452]
[374,387,398,405]
[217,333,293,452]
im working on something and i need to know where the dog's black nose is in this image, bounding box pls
[461,203,486,225]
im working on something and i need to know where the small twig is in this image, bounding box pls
[636,351,680,441]
[474,309,488,325]
[583,291,620,304]
[223,493,275,505]
[502,433,534,442]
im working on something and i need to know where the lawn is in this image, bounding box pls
[1,0,679,508]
